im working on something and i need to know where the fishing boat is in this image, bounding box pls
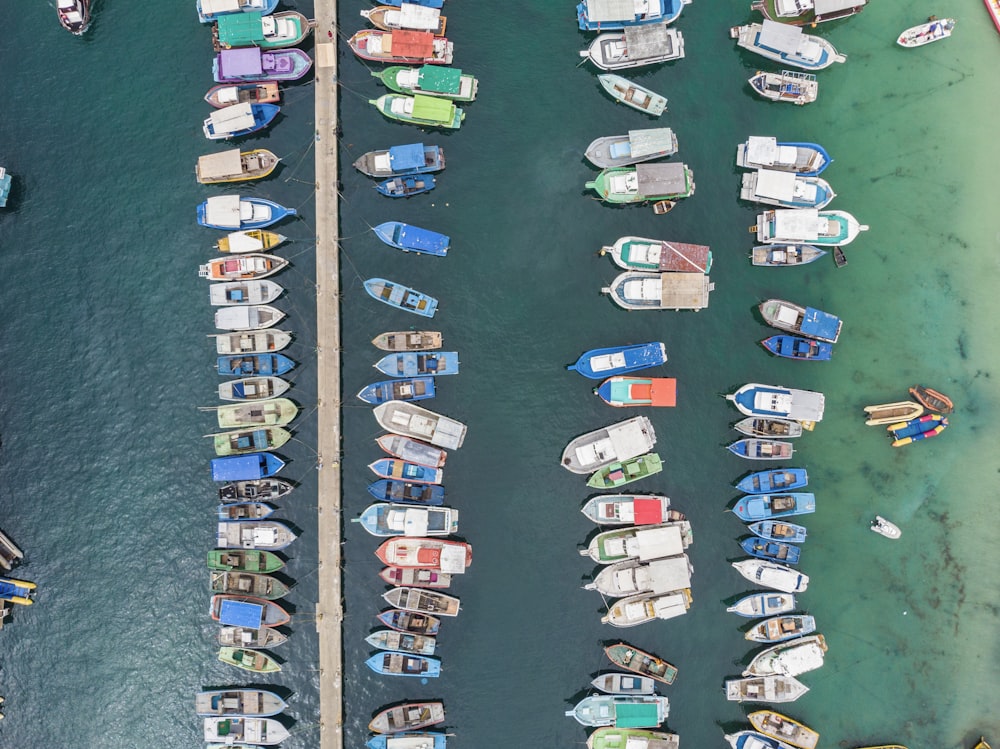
[591,673,657,695]
[216,501,276,520]
[0,530,24,572]
[748,520,808,544]
[986,0,1000,32]
[349,29,453,64]
[733,493,816,521]
[372,65,479,102]
[365,651,441,677]
[568,343,668,379]
[581,521,693,565]
[726,383,826,423]
[863,401,924,426]
[602,589,692,626]
[205,81,281,108]
[749,711,820,749]
[369,702,446,734]
[211,453,286,481]
[898,17,956,46]
[762,335,833,361]
[213,330,291,355]
[605,643,678,685]
[366,734,447,749]
[727,731,799,749]
[580,494,673,525]
[207,549,284,574]
[732,560,809,593]
[580,26,685,70]
[731,21,846,69]
[379,566,452,589]
[213,47,313,83]
[213,398,297,428]
[378,0,443,7]
[201,254,288,281]
[728,439,793,461]
[202,104,280,141]
[376,174,437,198]
[355,144,446,178]
[373,401,467,450]
[744,634,827,676]
[195,689,288,717]
[726,675,809,703]
[577,0,690,30]
[364,278,438,317]
[750,0,867,25]
[197,195,297,230]
[733,420,804,441]
[376,609,442,634]
[373,331,442,351]
[732,431,804,457]
[737,136,831,176]
[57,0,90,34]
[585,128,678,168]
[603,271,714,311]
[218,621,286,647]
[909,384,954,414]
[210,570,289,599]
[598,74,668,116]
[373,222,450,257]
[742,171,835,209]
[871,515,901,539]
[204,715,287,744]
[362,4,446,34]
[383,587,460,616]
[566,695,670,727]
[197,148,280,183]
[213,10,312,50]
[746,615,816,643]
[358,377,436,405]
[754,209,868,246]
[376,434,447,468]
[217,354,295,377]
[727,591,796,617]
[888,413,948,447]
[586,556,693,598]
[218,478,293,503]
[212,427,292,456]
[586,163,695,204]
[561,416,657,475]
[375,352,459,378]
[600,237,712,273]
[370,93,465,129]
[749,70,818,105]
[198,0,280,24]
[368,459,444,484]
[596,377,678,408]
[210,280,284,305]
[211,594,290,626]
[366,630,437,656]
[740,538,802,566]
[588,728,680,749]
[375,537,472,573]
[735,468,809,494]
[214,303,285,331]
[216,519,297,550]
[368,479,445,506]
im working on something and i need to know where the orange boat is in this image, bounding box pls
[909,384,954,414]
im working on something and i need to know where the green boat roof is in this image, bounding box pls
[217,12,265,45]
[417,65,462,94]
[412,94,455,122]
[615,703,660,728]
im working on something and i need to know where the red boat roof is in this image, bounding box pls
[633,498,666,524]
[388,30,435,58]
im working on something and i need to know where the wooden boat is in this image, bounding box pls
[598,73,667,116]
[213,10,312,50]
[375,351,458,378]
[197,148,279,183]
[365,651,441,677]
[727,731,799,749]
[727,591,796,618]
[726,675,808,703]
[749,70,817,105]
[568,343,667,380]
[218,478,293,502]
[211,452,286,481]
[737,136,831,175]
[197,0,280,24]
[217,625,286,653]
[733,493,816,521]
[376,609,441,635]
[749,520,808,544]
[590,672,656,695]
[373,331,442,351]
[652,200,674,214]
[369,459,443,484]
[213,48,312,83]
[561,416,657,474]
[375,538,472,573]
[370,93,464,129]
[368,702,446,734]
[987,0,1000,33]
[726,383,826,423]
[354,144,446,179]
[744,634,827,677]
[217,354,295,378]
[213,330,291,356]
[580,26,685,70]
[754,208,868,246]
[586,556,693,599]
[379,566,452,589]
[759,299,842,343]
[751,244,827,266]
[197,195,296,230]
[863,400,924,426]
[207,549,284,574]
[871,515,902,539]
[577,0,688,30]
[195,689,288,717]
[888,413,948,447]
[762,336,833,362]
[202,104,280,140]
[210,279,284,306]
[588,453,663,489]
[602,589,692,626]
[362,4,446,35]
[204,715,288,744]
[740,538,802,566]
[216,520,297,550]
[357,377,436,406]
[585,128,678,168]
[349,29,453,65]
[364,278,438,317]
[898,18,955,47]
[746,615,816,643]
[566,695,670,727]
[211,594,290,626]
[588,728,680,749]
[216,500,276,520]
[601,271,714,311]
[0,529,24,572]
[748,710,819,749]
[201,253,288,282]
[365,629,437,655]
[57,0,90,34]
[368,479,445,506]
[734,420,804,441]
[373,65,478,102]
[383,587,460,616]
[217,647,282,674]
[210,570,289,600]
[376,434,447,468]
[750,0,867,25]
[205,81,281,109]
[732,21,846,70]
[373,401,467,450]
[727,439,794,461]
[213,398,297,428]
[732,560,809,593]
[354,503,458,537]
[909,384,954,414]
[586,163,695,204]
[596,377,678,408]
[601,236,712,273]
[376,174,437,198]
[580,494,673,525]
[581,521,693,565]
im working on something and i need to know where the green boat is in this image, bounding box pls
[587,727,680,749]
[218,646,281,674]
[373,65,479,102]
[211,426,293,456]
[588,453,663,489]
[585,163,695,205]
[214,11,311,50]
[207,549,284,574]
[369,94,465,130]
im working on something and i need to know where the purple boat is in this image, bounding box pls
[213,48,313,84]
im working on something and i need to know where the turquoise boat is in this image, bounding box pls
[364,278,438,318]
[587,453,663,489]
[565,695,670,727]
[370,94,465,129]
[214,11,311,50]
[374,65,479,102]
[586,163,695,204]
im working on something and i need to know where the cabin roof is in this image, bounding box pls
[217,11,266,45]
[635,163,689,197]
[397,223,450,251]
[199,148,245,178]
[417,65,462,94]
[585,0,640,23]
[623,24,674,59]
[218,47,264,77]
[627,128,676,159]
[387,29,435,58]
[388,143,427,171]
[218,599,264,628]
[411,94,455,122]
[800,307,841,342]
[758,19,804,53]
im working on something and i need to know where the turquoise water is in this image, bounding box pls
[1,0,999,747]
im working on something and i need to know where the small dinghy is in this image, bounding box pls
[218,646,282,673]
[215,229,287,254]
[728,439,794,461]
[209,280,284,306]
[748,520,808,544]
[357,377,436,405]
[863,400,924,426]
[745,615,816,643]
[213,330,291,355]
[375,174,436,198]
[598,73,667,116]
[214,304,286,331]
[364,278,438,317]
[216,623,286,650]
[373,330,443,351]
[748,710,820,749]
[207,549,284,574]
[218,354,295,377]
[365,651,441,678]
[375,351,459,378]
[734,420,804,440]
[727,591,796,618]
[897,17,955,47]
[218,479,293,502]
[908,384,954,414]
[740,537,802,565]
[761,335,833,361]
[368,459,443,484]
[205,81,281,109]
[382,586,460,616]
[871,515,901,539]
[365,629,437,655]
[725,675,808,703]
[200,254,288,281]
[735,469,809,495]
[376,434,447,468]
[752,244,827,266]
[215,501,277,520]
[210,570,288,600]
[376,608,442,634]
[590,672,657,695]
[604,642,678,684]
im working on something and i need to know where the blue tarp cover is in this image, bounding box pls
[800,307,841,341]
[212,454,266,481]
[219,599,263,628]
[389,144,426,171]
[397,224,450,252]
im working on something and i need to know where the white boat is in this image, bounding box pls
[584,128,678,168]
[214,304,286,331]
[736,136,831,176]
[590,672,657,695]
[897,18,955,47]
[218,376,291,402]
[743,634,828,677]
[601,589,692,626]
[581,26,685,70]
[373,401,467,450]
[753,208,869,246]
[585,555,693,598]
[748,70,818,106]
[213,330,292,355]
[581,521,694,565]
[726,675,809,703]
[203,716,290,746]
[361,3,445,34]
[871,515,901,539]
[598,74,668,117]
[726,591,796,617]
[732,560,809,593]
[200,254,288,281]
[561,416,656,474]
[726,383,826,423]
[602,271,714,311]
[580,494,673,525]
[740,170,836,209]
[731,20,846,70]
[210,280,285,306]
[354,503,459,537]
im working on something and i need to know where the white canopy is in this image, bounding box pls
[206,104,255,138]
[771,208,824,240]
[627,525,685,561]
[753,169,797,201]
[202,0,241,13]
[758,19,804,53]
[204,195,243,229]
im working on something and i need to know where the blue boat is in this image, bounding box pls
[567,342,667,380]
[737,136,832,176]
[368,480,445,506]
[577,0,688,31]
[727,438,794,460]
[368,734,446,749]
[217,353,296,377]
[732,493,816,521]
[365,651,441,677]
[203,103,280,140]
[380,0,443,7]
[353,143,446,178]
[197,195,297,230]
[726,383,826,423]
[374,352,459,378]
[375,174,437,198]
[369,458,443,484]
[759,299,843,344]
[0,577,35,605]
[726,591,796,618]
[372,222,450,257]
[735,468,808,494]
[211,453,285,481]
[364,278,438,318]
[762,335,833,361]
[357,377,436,405]
[748,520,808,544]
[197,0,279,23]
[740,537,802,565]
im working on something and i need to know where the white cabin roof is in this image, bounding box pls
[630,525,684,561]
[758,19,804,53]
[398,3,441,29]
[202,0,241,13]
[628,128,676,159]
[753,169,798,200]
[771,208,823,240]
[637,555,692,592]
[205,195,243,228]
[587,0,638,22]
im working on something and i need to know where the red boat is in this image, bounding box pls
[375,538,472,573]
[348,29,453,65]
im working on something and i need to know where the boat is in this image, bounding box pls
[213,398,297,429]
[0,577,35,606]
[368,459,444,485]
[733,493,816,521]
[733,421,804,441]
[750,0,867,25]
[375,537,472,573]
[652,200,674,214]
[728,439,794,461]
[213,330,291,355]
[372,65,479,102]
[596,377,678,408]
[202,104,280,141]
[744,634,828,676]
[376,609,442,634]
[909,384,954,414]
[580,494,673,525]
[358,377,436,405]
[598,74,668,116]
[742,171,835,210]
[590,673,657,695]
[379,566,452,589]
[368,479,445,506]
[349,29,453,65]
[213,47,313,83]
[197,195,297,230]
[731,21,846,69]
[567,343,668,380]
[216,519,297,550]
[205,81,281,108]
[580,26,685,70]
[762,336,833,361]
[726,675,809,703]
[211,427,292,456]
[211,594,290,626]
[355,144,446,178]
[207,549,284,574]
[374,401,466,450]
[585,129,679,168]
[746,615,816,643]
[214,305,285,331]
[204,715,287,744]
[57,0,90,34]
[748,70,818,105]
[566,695,670,727]
[602,589,692,626]
[731,560,809,593]
[373,331,442,351]
[581,521,693,565]
[213,10,312,50]
[588,728,680,749]
[586,556,693,598]
[753,208,868,246]
[602,271,714,311]
[362,4,446,34]
[605,642,678,684]
[209,280,284,306]
[376,434,447,468]
[370,93,465,129]
[727,591,796,617]
[0,167,10,208]
[383,587,460,616]
[898,17,956,46]
[748,520,808,544]
[201,254,288,281]
[195,689,288,718]
[871,515,902,539]
[217,353,295,377]
[197,148,280,182]
[368,702,446,734]
[577,0,690,30]
[375,352,459,378]
[211,453,286,481]
[366,629,437,656]
[378,0,443,7]
[727,731,799,749]
[217,621,286,647]
[863,401,924,426]
[365,651,441,677]
[366,734,447,749]
[216,501,276,521]
[210,570,289,599]
[888,413,948,447]
[218,479,293,502]
[0,530,24,572]
[586,163,695,204]
[600,237,712,273]
[588,453,663,489]
[726,383,826,423]
[364,278,438,318]
[197,0,280,24]
[748,711,819,749]
[987,0,1000,33]
[737,136,831,176]
[376,174,437,198]
[372,222,450,257]
[740,538,802,565]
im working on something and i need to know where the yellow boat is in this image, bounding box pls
[196,148,280,184]
[974,739,990,749]
[863,400,924,426]
[216,229,288,254]
[749,710,819,749]
[0,576,36,606]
